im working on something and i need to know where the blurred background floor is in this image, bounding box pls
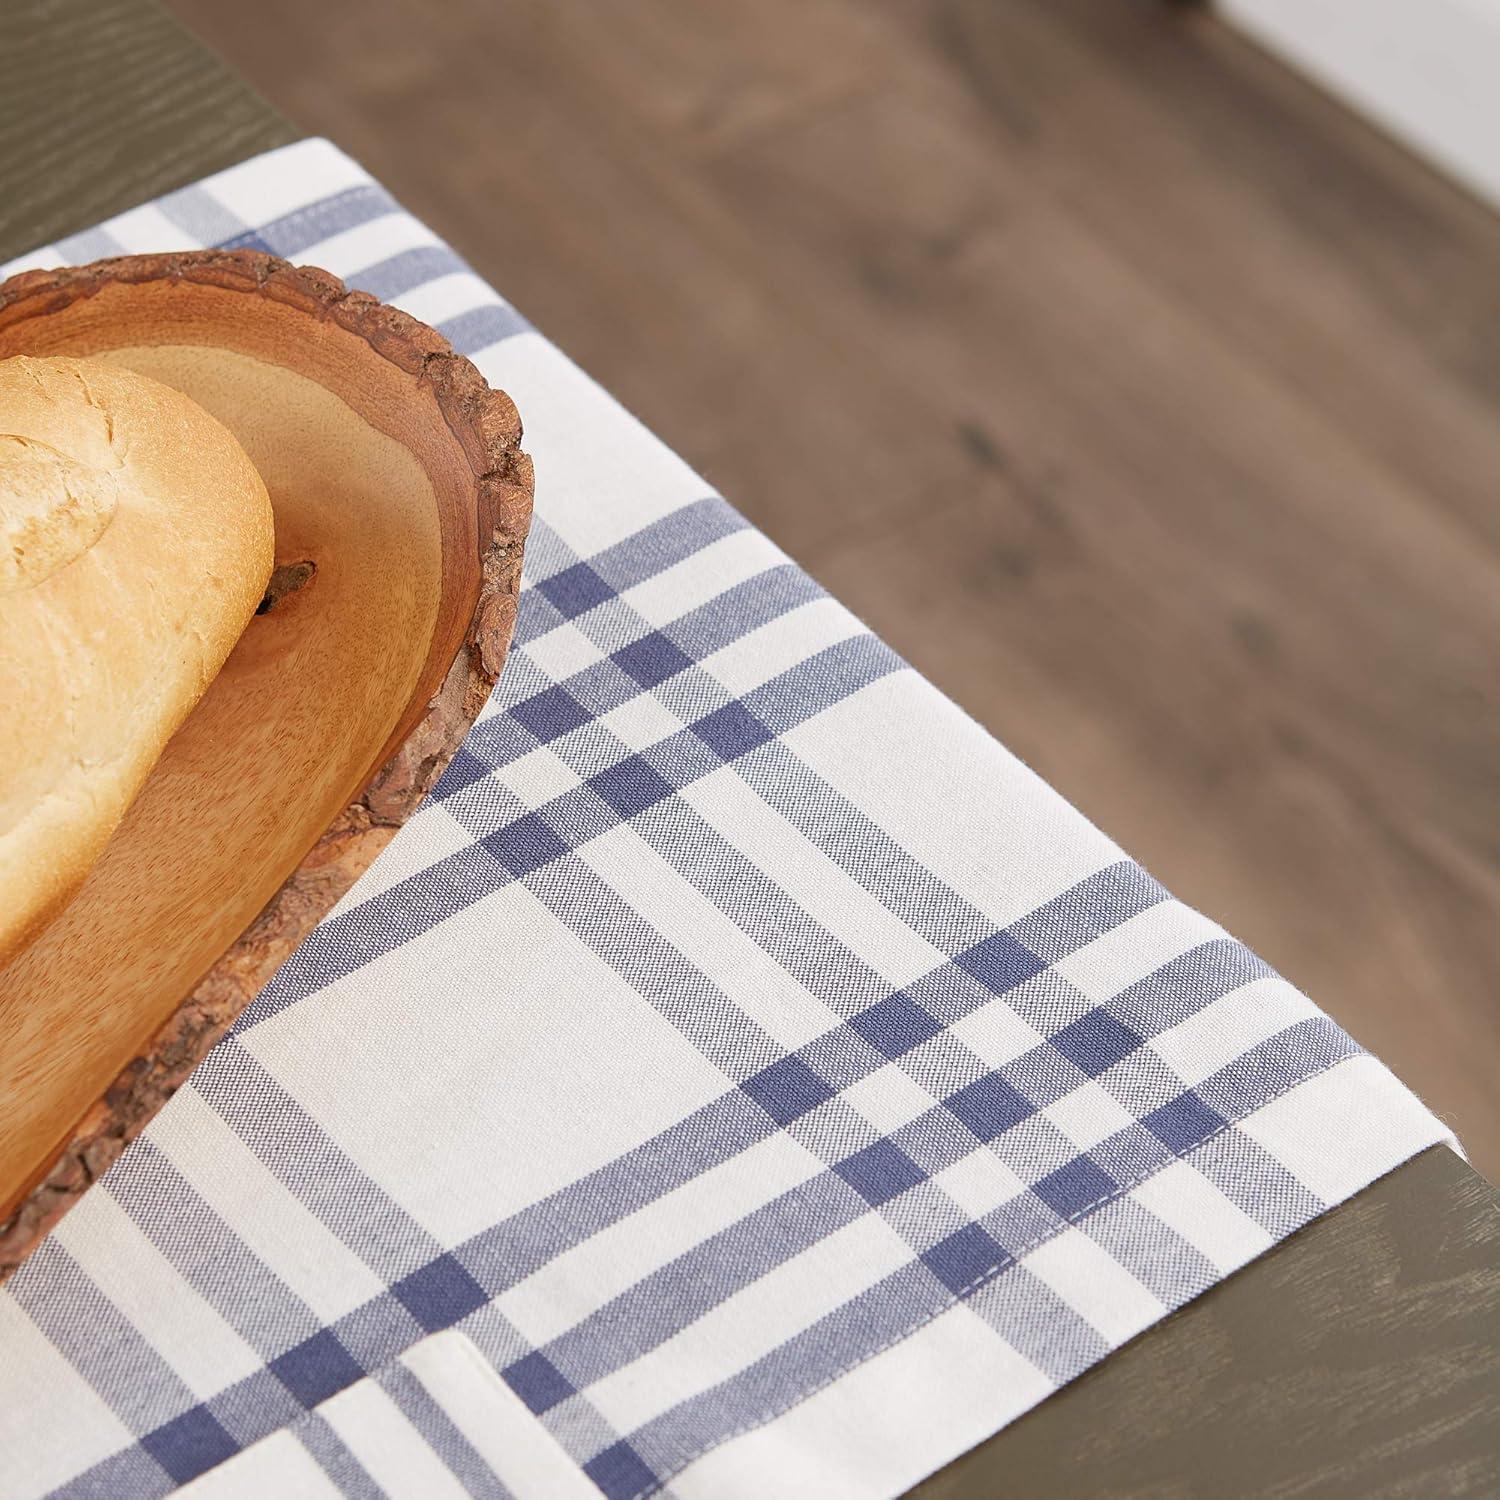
[164,0,1500,1178]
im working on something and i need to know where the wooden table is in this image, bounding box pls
[4,2,1497,1494]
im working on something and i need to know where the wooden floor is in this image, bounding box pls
[166,0,1500,1179]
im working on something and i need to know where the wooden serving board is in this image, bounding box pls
[0,251,534,1276]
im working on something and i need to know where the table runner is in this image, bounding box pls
[0,140,1454,1500]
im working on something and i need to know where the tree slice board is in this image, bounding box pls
[0,251,534,1276]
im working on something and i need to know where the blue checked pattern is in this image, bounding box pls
[0,142,1452,1500]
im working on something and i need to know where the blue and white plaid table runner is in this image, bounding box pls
[0,140,1454,1500]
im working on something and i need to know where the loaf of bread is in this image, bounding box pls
[0,354,274,964]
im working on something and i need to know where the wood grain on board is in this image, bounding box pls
[0,251,531,1271]
[159,0,1500,1179]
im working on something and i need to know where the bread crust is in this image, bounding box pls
[0,354,274,962]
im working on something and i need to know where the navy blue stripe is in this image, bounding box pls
[218,184,398,258]
[346,244,467,301]
[612,1019,1358,1491]
[438,303,532,353]
[239,633,904,1028]
[380,1363,514,1500]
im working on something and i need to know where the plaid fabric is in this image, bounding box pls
[0,141,1453,1500]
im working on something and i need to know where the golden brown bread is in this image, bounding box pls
[0,355,273,964]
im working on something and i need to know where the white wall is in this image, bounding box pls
[1220,0,1500,212]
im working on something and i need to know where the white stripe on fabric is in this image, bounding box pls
[618,528,791,632]
[1052,899,1229,1004]
[317,1378,470,1498]
[0,1292,137,1496]
[144,1086,389,1325]
[193,139,367,226]
[781,672,1126,931]
[1042,1080,1140,1153]
[1239,1055,1455,1199]
[698,597,867,699]
[1130,1158,1274,1274]
[244,881,732,1246]
[92,203,186,253]
[522,623,609,684]
[401,1333,602,1500]
[497,1131,826,1350]
[669,1298,1053,1500]
[930,1147,1029,1221]
[594,692,690,754]
[1152,974,1321,1087]
[1023,1227,1165,1345]
[178,1432,341,1498]
[499,743,589,812]
[581,818,846,1054]
[51,1191,265,1399]
[295,211,437,279]
[679,766,953,992]
[392,270,508,327]
[324,801,476,921]
[586,1210,916,1437]
[946,995,1051,1070]
[470,335,707,556]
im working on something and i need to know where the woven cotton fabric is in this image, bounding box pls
[0,141,1453,1500]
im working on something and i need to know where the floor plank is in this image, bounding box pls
[163,0,1500,1177]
